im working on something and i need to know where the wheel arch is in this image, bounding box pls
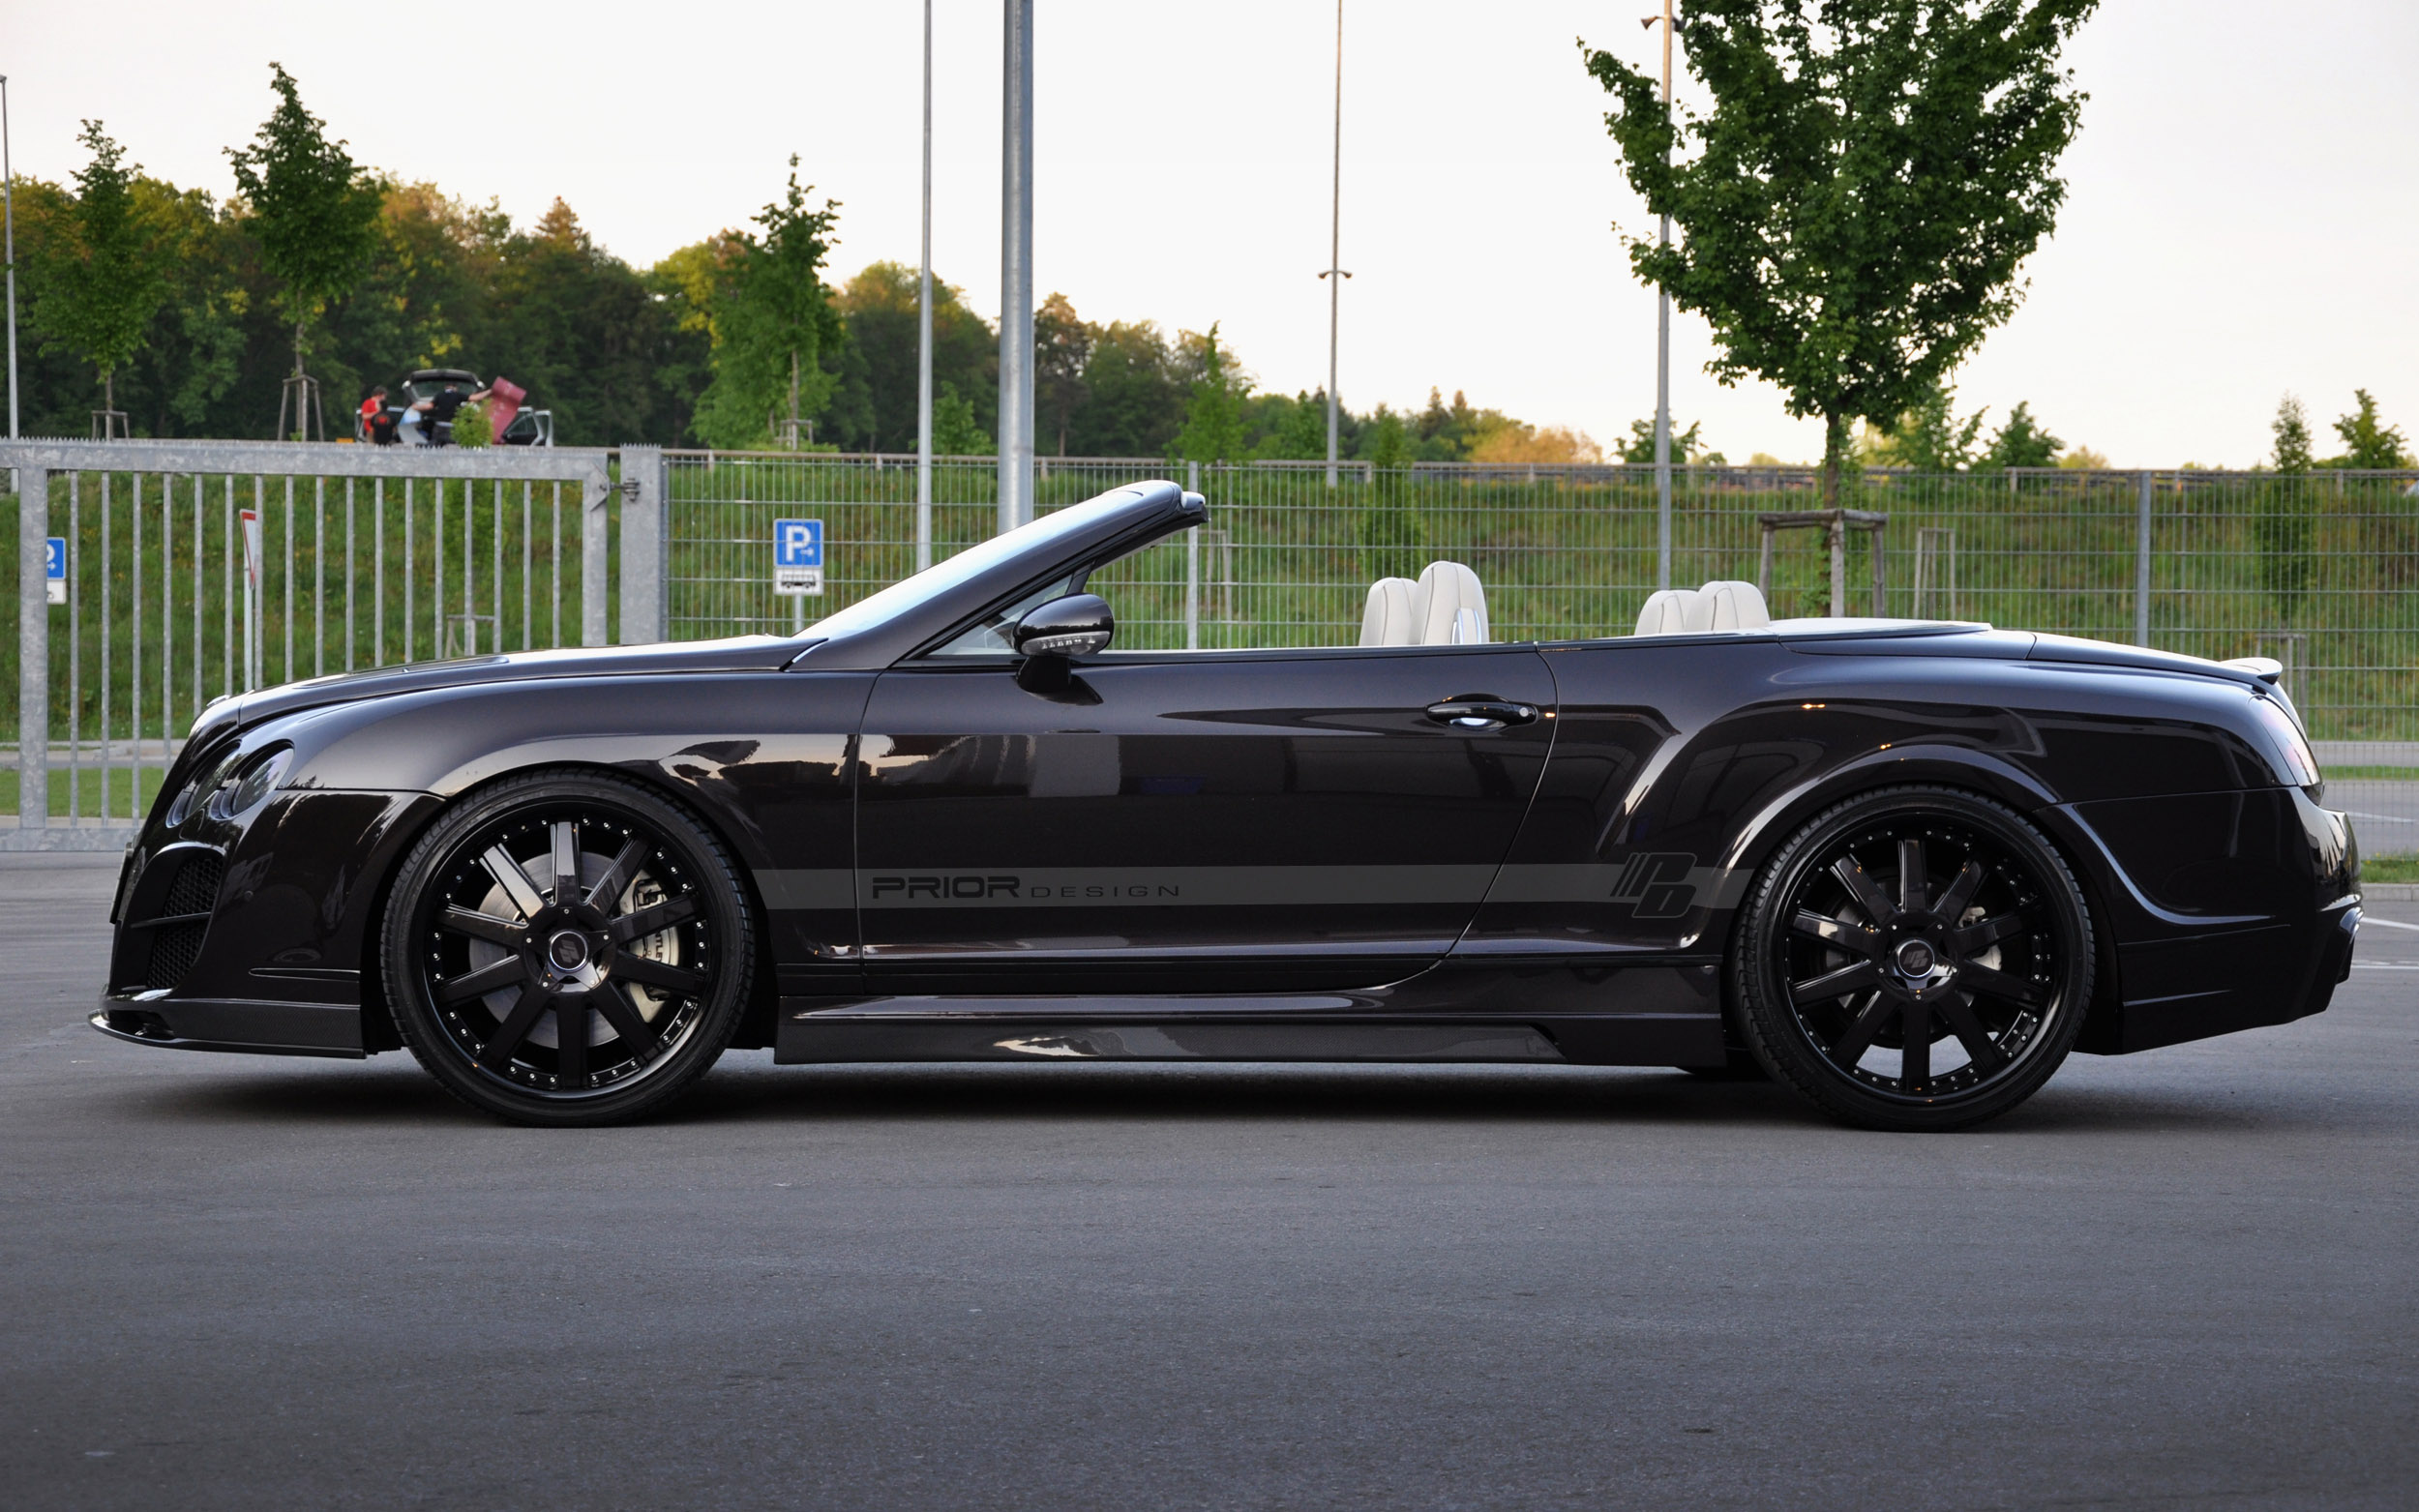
[357,757,783,1055]
[1711,748,2124,1052]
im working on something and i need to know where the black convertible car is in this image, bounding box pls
[95,482,2360,1130]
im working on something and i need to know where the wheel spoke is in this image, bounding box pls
[1829,855,1898,924]
[477,986,552,1070]
[438,906,525,949]
[1900,999,1931,1086]
[609,894,697,944]
[584,837,650,913]
[480,845,547,920]
[1935,859,1986,921]
[555,996,588,1082]
[1956,963,2046,1010]
[1829,993,1897,1068]
[1789,959,1881,1004]
[436,956,523,1005]
[550,820,581,905]
[1954,912,2025,955]
[1936,993,2009,1074]
[614,955,710,999]
[1897,837,1928,913]
[1792,909,1879,957]
[592,982,660,1054]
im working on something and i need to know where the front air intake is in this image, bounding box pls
[112,847,226,994]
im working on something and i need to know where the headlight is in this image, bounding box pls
[2249,696,2319,787]
[214,747,293,818]
[165,746,245,827]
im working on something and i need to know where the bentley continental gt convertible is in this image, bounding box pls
[94,482,2361,1129]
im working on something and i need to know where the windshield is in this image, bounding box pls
[800,490,1155,641]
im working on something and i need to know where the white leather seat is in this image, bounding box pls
[1686,579,1772,633]
[1358,578,1419,646]
[1414,561,1490,644]
[1633,588,1699,637]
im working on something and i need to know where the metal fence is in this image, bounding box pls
[0,439,673,846]
[667,454,2419,741]
[9,443,2416,846]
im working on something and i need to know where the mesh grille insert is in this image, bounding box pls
[163,851,226,917]
[145,921,207,990]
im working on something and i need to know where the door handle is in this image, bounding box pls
[1424,698,1539,730]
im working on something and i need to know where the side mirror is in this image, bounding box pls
[1012,594,1114,660]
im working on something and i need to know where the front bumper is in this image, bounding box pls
[91,996,365,1058]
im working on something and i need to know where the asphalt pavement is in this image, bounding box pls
[2,853,2413,1511]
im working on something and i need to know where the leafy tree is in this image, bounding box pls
[692,158,844,449]
[2329,390,2411,470]
[1359,406,1424,577]
[1620,417,1706,464]
[1069,320,1184,456]
[2257,394,2316,622]
[1035,291,1091,457]
[931,381,990,456]
[1976,400,2061,470]
[1584,0,2098,505]
[226,63,383,430]
[1869,380,1986,471]
[32,121,165,425]
[817,261,995,453]
[1174,322,1247,465]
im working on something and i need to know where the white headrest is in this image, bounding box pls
[1687,579,1771,633]
[1634,588,1699,637]
[1358,578,1419,646]
[1414,561,1490,644]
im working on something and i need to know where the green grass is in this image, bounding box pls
[2360,854,2419,884]
[2324,766,2419,781]
[0,765,160,820]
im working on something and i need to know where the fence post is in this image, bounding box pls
[17,464,47,830]
[582,465,612,648]
[2133,470,2154,647]
[617,445,665,645]
[1185,460,1201,651]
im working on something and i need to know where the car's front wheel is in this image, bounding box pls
[1733,786,2094,1132]
[381,770,755,1126]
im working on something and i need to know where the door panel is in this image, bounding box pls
[856,647,1558,990]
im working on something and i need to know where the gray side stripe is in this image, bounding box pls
[757,863,1747,910]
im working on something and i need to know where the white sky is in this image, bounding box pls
[6,1,2414,465]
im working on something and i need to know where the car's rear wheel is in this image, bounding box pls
[381,771,754,1127]
[1733,786,2093,1132]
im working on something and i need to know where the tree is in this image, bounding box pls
[692,158,844,450]
[1620,417,1705,464]
[1976,400,2061,470]
[1173,322,1247,465]
[2257,394,2316,622]
[817,261,995,453]
[1034,291,1091,457]
[32,121,165,428]
[1871,380,1986,471]
[1069,320,1184,456]
[1585,0,2097,505]
[226,63,382,433]
[1359,407,1424,578]
[2329,390,2411,470]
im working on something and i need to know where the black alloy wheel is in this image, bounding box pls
[382,771,754,1126]
[1732,786,2094,1132]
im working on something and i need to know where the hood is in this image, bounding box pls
[189,635,807,747]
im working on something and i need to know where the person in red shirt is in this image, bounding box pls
[358,386,387,439]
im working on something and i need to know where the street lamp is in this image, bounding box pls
[3,74,17,452]
[1642,4,1674,589]
[917,0,935,570]
[998,0,1035,533]
[1321,1,1349,489]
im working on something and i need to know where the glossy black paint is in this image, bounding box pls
[97,480,2359,1082]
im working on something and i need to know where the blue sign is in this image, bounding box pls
[45,537,65,580]
[774,519,823,569]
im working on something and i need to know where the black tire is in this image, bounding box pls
[381,769,755,1127]
[1732,786,2093,1132]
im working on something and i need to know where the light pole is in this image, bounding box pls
[998,0,1035,534]
[1320,2,1349,488]
[916,0,935,570]
[3,74,17,454]
[1645,4,1674,590]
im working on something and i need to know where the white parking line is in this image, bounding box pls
[2361,917,2419,932]
[2343,811,2416,823]
[2350,962,2419,970]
